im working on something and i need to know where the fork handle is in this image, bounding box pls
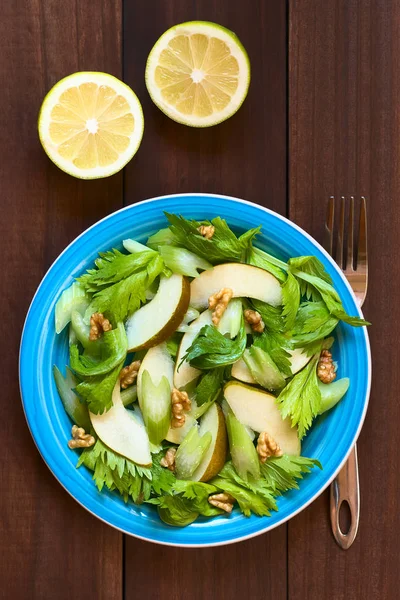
[330,445,360,549]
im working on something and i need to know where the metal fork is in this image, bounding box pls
[324,196,368,549]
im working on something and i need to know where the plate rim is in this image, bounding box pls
[19,192,371,547]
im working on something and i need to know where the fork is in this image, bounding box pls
[324,196,368,550]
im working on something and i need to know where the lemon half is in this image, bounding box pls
[145,21,250,127]
[38,72,144,179]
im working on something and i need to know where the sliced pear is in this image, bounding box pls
[289,348,311,374]
[137,342,174,404]
[191,403,227,482]
[232,347,312,384]
[190,263,282,310]
[90,382,152,466]
[232,357,257,384]
[165,414,197,444]
[174,309,213,389]
[126,274,190,351]
[224,381,300,455]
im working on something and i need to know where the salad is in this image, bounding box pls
[53,213,368,526]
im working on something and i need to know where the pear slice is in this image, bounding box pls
[90,382,152,466]
[289,348,311,374]
[174,309,213,389]
[126,274,190,351]
[165,414,197,444]
[231,357,257,384]
[190,263,282,310]
[224,381,300,455]
[231,347,312,384]
[191,403,227,482]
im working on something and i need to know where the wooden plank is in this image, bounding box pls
[123,2,288,598]
[289,1,400,598]
[0,1,123,598]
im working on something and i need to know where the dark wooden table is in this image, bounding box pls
[1,1,398,598]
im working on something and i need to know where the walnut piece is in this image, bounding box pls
[120,359,141,389]
[89,312,112,341]
[68,425,95,449]
[208,493,235,513]
[317,349,336,384]
[171,388,191,428]
[244,309,265,333]
[208,287,233,325]
[160,447,177,471]
[198,224,215,239]
[256,431,283,463]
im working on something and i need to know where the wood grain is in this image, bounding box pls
[0,1,123,598]
[123,2,288,599]
[289,1,400,598]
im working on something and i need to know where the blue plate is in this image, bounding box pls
[19,193,371,547]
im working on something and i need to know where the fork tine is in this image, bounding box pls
[336,197,345,269]
[347,196,355,270]
[324,196,335,255]
[357,196,368,271]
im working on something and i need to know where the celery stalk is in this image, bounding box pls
[218,299,243,338]
[177,307,200,332]
[121,385,137,407]
[147,228,177,248]
[123,239,155,254]
[225,410,260,481]
[175,426,212,480]
[55,282,89,334]
[318,378,350,414]
[53,365,91,430]
[140,370,172,445]
[159,245,213,278]
[243,346,286,391]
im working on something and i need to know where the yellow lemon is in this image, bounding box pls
[38,72,144,179]
[145,21,250,127]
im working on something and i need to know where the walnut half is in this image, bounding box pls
[256,432,283,463]
[68,425,95,449]
[198,224,215,239]
[244,309,265,333]
[317,349,336,384]
[208,493,235,513]
[208,287,233,325]
[171,388,191,428]
[160,447,177,471]
[89,312,112,341]
[120,360,141,389]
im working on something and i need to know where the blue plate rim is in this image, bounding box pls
[19,192,371,547]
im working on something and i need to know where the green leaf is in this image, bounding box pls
[75,362,123,414]
[281,271,300,331]
[276,354,322,438]
[78,249,165,322]
[250,299,285,332]
[70,322,127,377]
[182,317,247,369]
[288,256,332,300]
[165,332,183,358]
[253,330,292,378]
[159,245,213,277]
[165,213,260,264]
[259,454,322,494]
[289,264,370,327]
[147,227,178,249]
[194,367,225,406]
[246,246,288,283]
[211,456,321,517]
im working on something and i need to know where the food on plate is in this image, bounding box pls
[38,71,144,179]
[53,212,369,526]
[145,21,251,127]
